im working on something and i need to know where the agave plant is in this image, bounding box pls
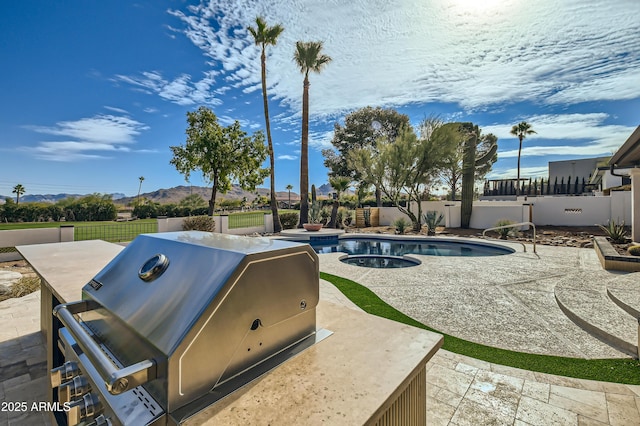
[393,217,409,235]
[493,219,517,240]
[599,220,628,244]
[423,211,444,236]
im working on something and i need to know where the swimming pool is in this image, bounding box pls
[306,236,514,257]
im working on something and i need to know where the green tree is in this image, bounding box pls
[510,121,536,195]
[248,16,284,233]
[12,184,25,204]
[350,120,453,231]
[179,193,207,210]
[323,106,410,206]
[285,184,293,208]
[170,107,269,215]
[434,123,498,200]
[293,40,332,227]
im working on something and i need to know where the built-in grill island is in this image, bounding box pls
[49,232,327,426]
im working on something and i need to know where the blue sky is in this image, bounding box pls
[1,0,639,198]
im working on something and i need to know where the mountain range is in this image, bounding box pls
[0,182,343,205]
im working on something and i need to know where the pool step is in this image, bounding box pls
[554,275,639,359]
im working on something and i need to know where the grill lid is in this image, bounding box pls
[81,232,315,355]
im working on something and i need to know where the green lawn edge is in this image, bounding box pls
[320,272,640,385]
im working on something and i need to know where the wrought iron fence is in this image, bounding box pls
[483,176,591,197]
[74,221,158,243]
[228,212,267,230]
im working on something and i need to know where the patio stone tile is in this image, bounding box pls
[472,370,525,394]
[522,380,550,403]
[464,386,520,419]
[432,385,465,408]
[577,415,610,425]
[516,396,578,425]
[599,381,640,396]
[606,393,640,425]
[426,364,474,397]
[454,362,479,377]
[548,386,608,423]
[426,398,457,426]
[450,398,515,426]
[489,363,538,382]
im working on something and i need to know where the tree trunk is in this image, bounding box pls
[328,201,339,228]
[516,136,523,196]
[375,186,382,207]
[461,133,476,228]
[298,75,310,227]
[261,48,282,233]
[208,179,218,216]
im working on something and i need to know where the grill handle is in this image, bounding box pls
[53,301,157,396]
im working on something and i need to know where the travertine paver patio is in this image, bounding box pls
[1,242,639,425]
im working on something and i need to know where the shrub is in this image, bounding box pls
[393,218,409,234]
[493,219,518,240]
[337,207,354,228]
[182,215,215,232]
[423,211,444,236]
[628,245,640,256]
[279,212,299,229]
[599,220,628,244]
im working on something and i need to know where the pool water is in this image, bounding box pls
[340,255,421,268]
[309,237,514,257]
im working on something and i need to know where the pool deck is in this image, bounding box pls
[319,234,636,359]
[2,239,640,425]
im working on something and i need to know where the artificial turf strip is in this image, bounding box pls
[320,272,640,385]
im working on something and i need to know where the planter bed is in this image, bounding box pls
[594,236,640,272]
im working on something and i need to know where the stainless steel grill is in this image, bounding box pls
[50,231,326,426]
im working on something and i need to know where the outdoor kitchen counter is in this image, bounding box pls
[192,299,443,425]
[17,240,124,411]
[19,240,443,425]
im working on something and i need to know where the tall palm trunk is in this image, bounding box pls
[298,73,310,227]
[260,48,282,232]
[516,135,523,196]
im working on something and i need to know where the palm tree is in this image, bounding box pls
[137,176,145,206]
[285,184,293,208]
[293,41,332,226]
[328,176,351,228]
[12,184,25,204]
[249,16,284,233]
[510,121,536,196]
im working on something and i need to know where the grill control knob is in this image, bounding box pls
[51,361,80,388]
[58,375,90,403]
[67,393,103,426]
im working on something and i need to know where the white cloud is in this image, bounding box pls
[113,70,221,106]
[168,0,640,116]
[277,154,297,160]
[488,166,549,180]
[484,113,635,158]
[25,114,149,161]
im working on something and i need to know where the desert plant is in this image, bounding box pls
[182,215,216,232]
[309,201,324,224]
[598,220,628,244]
[337,207,354,228]
[628,245,640,256]
[423,211,444,236]
[393,218,409,234]
[279,212,299,229]
[493,219,517,240]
